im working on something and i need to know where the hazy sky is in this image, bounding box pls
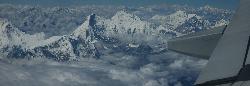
[0,0,239,9]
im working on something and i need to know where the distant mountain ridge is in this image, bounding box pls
[0,4,233,37]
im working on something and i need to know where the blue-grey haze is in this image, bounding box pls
[0,0,239,10]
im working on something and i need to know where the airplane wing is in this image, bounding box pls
[168,25,227,59]
[168,0,250,86]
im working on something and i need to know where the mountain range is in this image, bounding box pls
[0,10,230,61]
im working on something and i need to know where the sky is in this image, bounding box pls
[0,0,239,10]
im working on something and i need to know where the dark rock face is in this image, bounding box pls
[7,45,30,59]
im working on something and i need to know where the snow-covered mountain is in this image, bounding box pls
[175,14,209,33]
[0,8,233,61]
[0,16,99,61]
[0,11,182,61]
[151,11,197,29]
[0,9,232,61]
[0,19,46,59]
[151,10,230,34]
[0,18,45,48]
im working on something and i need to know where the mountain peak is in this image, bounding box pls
[88,13,96,27]
[174,10,186,15]
[0,18,46,50]
[107,10,151,34]
[72,14,97,39]
[111,10,141,21]
[151,10,198,30]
